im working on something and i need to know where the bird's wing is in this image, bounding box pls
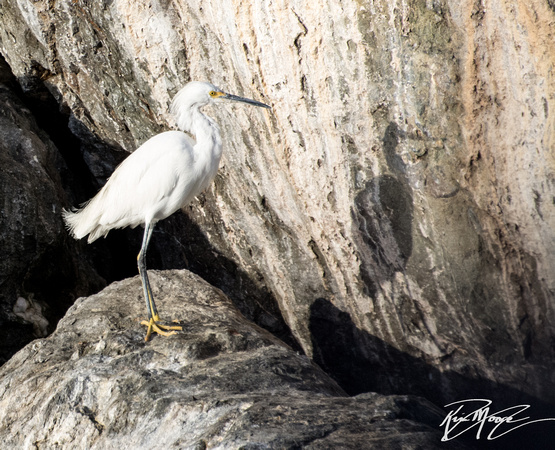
[84,131,196,237]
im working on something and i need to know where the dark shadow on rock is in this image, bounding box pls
[354,175,413,278]
[309,298,555,450]
[1,322,34,367]
[352,122,414,297]
[0,58,105,365]
[383,121,407,176]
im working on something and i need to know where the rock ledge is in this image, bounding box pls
[0,270,454,449]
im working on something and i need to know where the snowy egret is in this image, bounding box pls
[63,81,270,340]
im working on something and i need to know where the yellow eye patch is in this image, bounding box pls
[209,90,225,98]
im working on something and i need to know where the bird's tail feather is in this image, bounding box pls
[62,199,108,243]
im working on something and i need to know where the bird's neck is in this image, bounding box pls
[178,107,223,160]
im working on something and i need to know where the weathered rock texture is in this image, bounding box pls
[0,270,460,449]
[0,0,554,431]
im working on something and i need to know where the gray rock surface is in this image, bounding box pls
[0,270,456,449]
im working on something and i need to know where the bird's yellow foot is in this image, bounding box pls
[140,314,182,341]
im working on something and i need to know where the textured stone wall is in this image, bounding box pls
[1,0,554,408]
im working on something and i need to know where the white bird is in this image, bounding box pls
[63,81,270,340]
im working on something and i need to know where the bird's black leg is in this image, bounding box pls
[138,222,157,319]
[138,221,182,341]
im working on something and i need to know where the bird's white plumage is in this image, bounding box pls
[64,131,202,241]
[62,81,250,242]
[62,80,270,340]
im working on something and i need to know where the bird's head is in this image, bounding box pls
[171,81,270,114]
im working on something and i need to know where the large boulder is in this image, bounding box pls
[0,270,460,449]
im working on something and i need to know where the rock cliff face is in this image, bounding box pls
[1,0,554,433]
